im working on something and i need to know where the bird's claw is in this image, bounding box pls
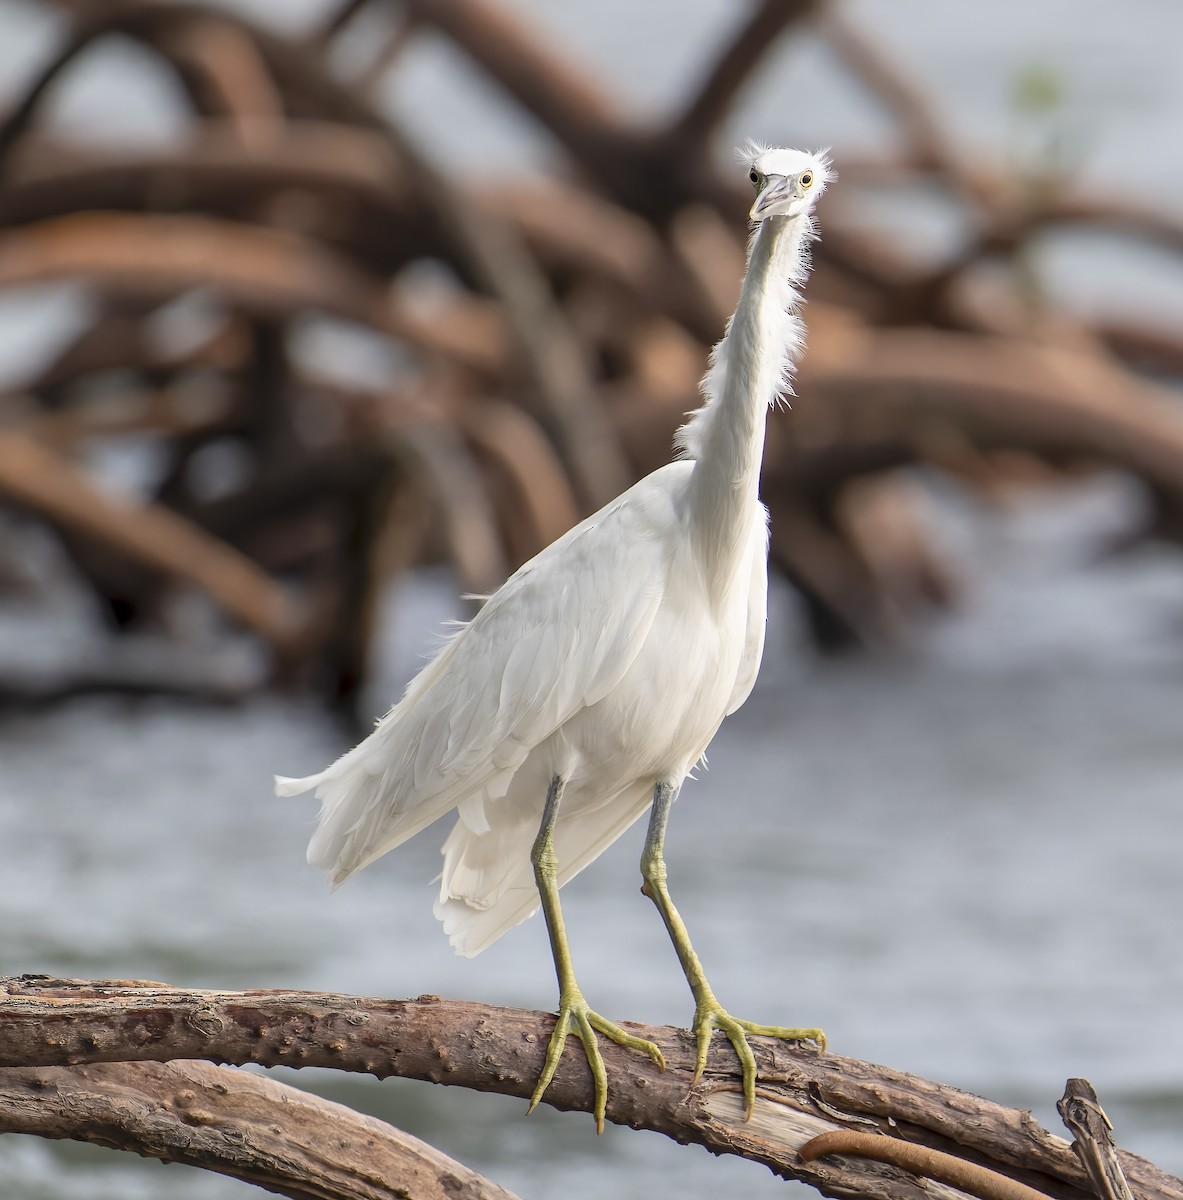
[529,989,665,1133]
[691,1001,825,1118]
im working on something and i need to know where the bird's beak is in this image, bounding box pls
[750,174,792,220]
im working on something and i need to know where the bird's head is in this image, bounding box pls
[741,143,833,221]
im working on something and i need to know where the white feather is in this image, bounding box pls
[435,779,654,957]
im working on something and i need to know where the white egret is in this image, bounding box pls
[277,143,832,1130]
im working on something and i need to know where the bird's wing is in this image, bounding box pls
[726,506,770,715]
[281,466,686,886]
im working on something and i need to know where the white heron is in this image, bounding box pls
[277,143,831,1130]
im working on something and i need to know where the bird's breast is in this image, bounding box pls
[554,572,752,789]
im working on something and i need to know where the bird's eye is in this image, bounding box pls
[749,168,760,188]
[800,171,814,189]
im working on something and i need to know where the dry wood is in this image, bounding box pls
[163,16,287,143]
[1058,1079,1137,1200]
[800,1131,1054,1200]
[3,977,1181,1200]
[395,419,508,594]
[0,1058,520,1200]
[487,180,725,342]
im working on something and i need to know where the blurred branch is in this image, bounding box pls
[398,0,633,143]
[458,398,582,560]
[817,7,1000,215]
[311,0,375,45]
[1,0,1183,703]
[667,0,819,150]
[396,418,508,593]
[395,0,726,220]
[161,15,288,142]
[355,11,422,96]
[488,180,726,342]
[1030,195,1183,257]
[1092,322,1183,378]
[786,329,1183,501]
[0,212,508,374]
[0,126,408,235]
[382,125,632,509]
[0,431,299,641]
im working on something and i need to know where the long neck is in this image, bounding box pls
[677,212,814,599]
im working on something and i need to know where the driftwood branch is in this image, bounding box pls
[3,977,1181,1200]
[0,1058,520,1200]
[1058,1079,1137,1200]
[799,1130,1053,1200]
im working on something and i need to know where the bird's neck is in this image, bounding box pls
[677,212,813,600]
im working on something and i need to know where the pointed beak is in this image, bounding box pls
[749,174,792,220]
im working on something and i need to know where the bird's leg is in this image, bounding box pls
[528,775,665,1132]
[640,781,826,1118]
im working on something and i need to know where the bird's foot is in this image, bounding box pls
[691,999,826,1119]
[528,986,665,1133]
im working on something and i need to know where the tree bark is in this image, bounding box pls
[2,977,1181,1200]
[0,1057,520,1200]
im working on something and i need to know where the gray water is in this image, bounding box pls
[1,0,1182,1196]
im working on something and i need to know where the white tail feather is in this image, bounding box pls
[435,782,654,957]
[284,762,464,890]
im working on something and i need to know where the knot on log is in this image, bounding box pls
[184,1004,227,1041]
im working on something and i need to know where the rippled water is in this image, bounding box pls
[1,0,1182,1195]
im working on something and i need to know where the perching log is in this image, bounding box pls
[2,977,1181,1200]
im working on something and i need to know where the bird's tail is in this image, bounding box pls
[275,733,464,889]
[434,781,653,957]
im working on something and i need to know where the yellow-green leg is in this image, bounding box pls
[640,780,826,1118]
[528,776,665,1133]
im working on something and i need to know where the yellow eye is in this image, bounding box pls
[800,171,814,189]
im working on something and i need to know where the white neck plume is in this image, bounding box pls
[676,211,817,600]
